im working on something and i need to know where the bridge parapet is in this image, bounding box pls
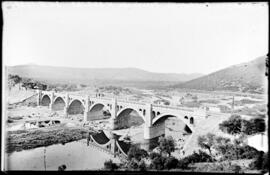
[53,92,66,99]
[117,99,145,106]
[152,104,194,112]
[90,97,113,102]
[40,90,51,96]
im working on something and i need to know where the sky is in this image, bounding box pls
[2,2,268,74]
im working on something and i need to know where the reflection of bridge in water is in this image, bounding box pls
[87,130,131,159]
[37,90,212,141]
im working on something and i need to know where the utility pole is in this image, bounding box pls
[231,96,235,115]
[44,147,47,170]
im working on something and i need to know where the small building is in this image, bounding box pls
[154,99,170,105]
[202,104,220,112]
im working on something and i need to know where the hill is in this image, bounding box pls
[173,56,267,94]
[7,65,203,85]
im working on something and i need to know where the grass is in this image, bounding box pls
[6,126,92,153]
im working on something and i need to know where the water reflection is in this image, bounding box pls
[7,129,158,170]
[7,136,120,170]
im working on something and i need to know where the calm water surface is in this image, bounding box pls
[7,139,120,170]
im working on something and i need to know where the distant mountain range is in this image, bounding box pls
[172,56,267,94]
[7,65,203,84]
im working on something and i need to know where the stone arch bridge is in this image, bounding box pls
[37,90,208,140]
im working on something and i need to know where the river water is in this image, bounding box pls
[6,139,120,170]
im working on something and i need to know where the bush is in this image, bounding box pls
[149,156,166,170]
[7,119,14,123]
[177,158,190,169]
[176,150,214,170]
[250,151,268,173]
[127,145,148,161]
[164,157,179,170]
[185,150,215,163]
[127,158,139,170]
[216,142,260,161]
[149,152,161,160]
[138,160,147,171]
[104,159,118,171]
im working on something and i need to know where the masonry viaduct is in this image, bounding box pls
[37,90,208,140]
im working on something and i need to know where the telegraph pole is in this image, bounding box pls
[231,96,235,115]
[44,147,47,170]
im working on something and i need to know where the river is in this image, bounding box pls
[6,139,121,170]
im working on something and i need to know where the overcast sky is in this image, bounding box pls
[2,2,268,74]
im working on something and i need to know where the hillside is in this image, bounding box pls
[7,65,203,85]
[173,56,267,94]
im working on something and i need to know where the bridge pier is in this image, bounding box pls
[84,95,89,122]
[64,93,69,118]
[49,92,54,110]
[110,98,117,130]
[36,90,41,106]
[143,103,153,139]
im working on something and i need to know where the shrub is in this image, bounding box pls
[7,119,14,123]
[138,160,147,171]
[177,158,190,169]
[149,152,161,160]
[127,145,148,161]
[164,157,179,170]
[104,159,118,171]
[149,156,166,170]
[250,151,268,173]
[127,158,139,170]
[185,150,215,163]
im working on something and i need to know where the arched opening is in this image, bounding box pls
[152,111,156,118]
[87,103,111,121]
[52,97,65,111]
[67,100,84,115]
[41,95,51,106]
[116,108,144,130]
[190,117,194,124]
[153,114,192,139]
[151,114,193,152]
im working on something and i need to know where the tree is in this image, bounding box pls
[219,114,243,135]
[242,118,265,135]
[197,133,215,155]
[158,136,176,157]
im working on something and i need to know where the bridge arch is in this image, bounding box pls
[117,107,145,122]
[116,107,145,129]
[40,94,51,106]
[89,102,111,113]
[152,112,194,132]
[67,99,85,115]
[87,102,111,121]
[52,96,65,111]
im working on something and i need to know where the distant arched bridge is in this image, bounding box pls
[37,90,208,140]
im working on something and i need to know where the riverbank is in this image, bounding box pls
[6,126,92,153]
